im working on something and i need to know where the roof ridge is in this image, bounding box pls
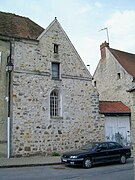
[109,47,135,56]
[0,11,29,20]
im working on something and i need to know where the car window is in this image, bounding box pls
[98,143,108,150]
[81,142,99,150]
[108,142,117,149]
[115,142,123,148]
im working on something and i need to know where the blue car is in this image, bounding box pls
[61,141,131,168]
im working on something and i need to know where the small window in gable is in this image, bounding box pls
[52,62,60,80]
[117,73,121,80]
[133,77,135,82]
[54,44,59,53]
[94,81,96,87]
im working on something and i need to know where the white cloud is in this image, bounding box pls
[77,4,92,14]
[73,36,101,75]
[105,10,135,53]
[94,1,102,8]
[75,10,135,75]
[76,1,102,15]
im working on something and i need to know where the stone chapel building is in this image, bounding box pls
[0,12,104,157]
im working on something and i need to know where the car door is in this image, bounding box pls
[93,143,109,164]
[107,142,121,161]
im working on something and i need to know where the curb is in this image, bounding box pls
[0,162,62,168]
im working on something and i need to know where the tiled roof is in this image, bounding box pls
[109,48,135,77]
[99,101,131,114]
[0,11,44,39]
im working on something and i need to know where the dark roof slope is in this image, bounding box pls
[0,11,44,39]
[109,48,135,77]
[99,101,131,114]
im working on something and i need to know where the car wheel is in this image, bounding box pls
[120,155,126,164]
[83,158,92,168]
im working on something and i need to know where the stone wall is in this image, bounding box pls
[12,72,104,156]
[11,20,104,156]
[128,90,135,178]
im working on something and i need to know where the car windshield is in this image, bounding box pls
[81,142,99,150]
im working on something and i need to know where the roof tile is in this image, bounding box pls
[109,48,135,77]
[0,11,44,39]
[99,101,131,114]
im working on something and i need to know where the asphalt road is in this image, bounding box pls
[0,159,133,180]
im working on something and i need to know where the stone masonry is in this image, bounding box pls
[127,89,135,178]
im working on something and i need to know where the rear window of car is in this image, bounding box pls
[81,142,99,150]
[115,143,123,148]
[108,142,123,149]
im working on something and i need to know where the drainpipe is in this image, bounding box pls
[6,41,13,159]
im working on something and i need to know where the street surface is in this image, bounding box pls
[0,159,133,180]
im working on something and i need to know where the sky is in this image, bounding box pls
[1,0,135,75]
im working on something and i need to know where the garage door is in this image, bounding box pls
[105,116,131,146]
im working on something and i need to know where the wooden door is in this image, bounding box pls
[105,116,131,146]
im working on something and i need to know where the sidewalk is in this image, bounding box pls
[0,156,133,168]
[0,156,61,168]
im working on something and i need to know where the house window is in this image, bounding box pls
[117,73,121,79]
[133,77,135,82]
[0,52,1,66]
[94,81,96,87]
[50,89,60,117]
[54,44,59,53]
[52,62,60,80]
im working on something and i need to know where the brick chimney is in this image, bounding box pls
[100,41,109,59]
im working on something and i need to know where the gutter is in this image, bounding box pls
[99,112,131,116]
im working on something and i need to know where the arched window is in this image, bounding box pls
[50,89,60,117]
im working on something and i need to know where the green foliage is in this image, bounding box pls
[51,152,60,156]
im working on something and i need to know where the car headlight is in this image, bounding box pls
[70,156,78,159]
